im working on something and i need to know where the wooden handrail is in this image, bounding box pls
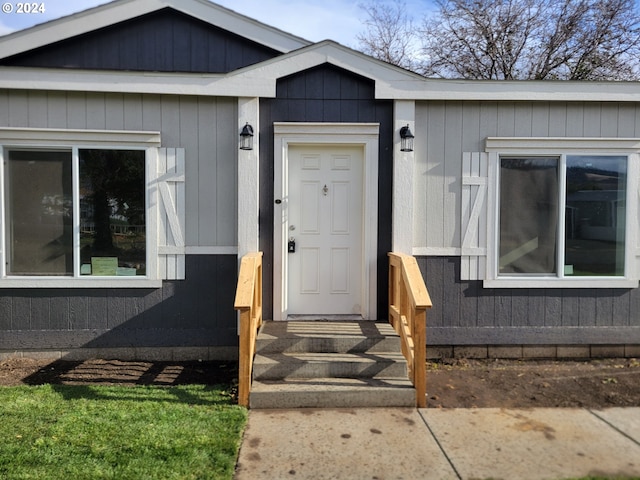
[388,253,432,407]
[234,252,263,407]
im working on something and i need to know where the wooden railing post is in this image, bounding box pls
[413,307,427,407]
[234,252,263,408]
[388,256,399,332]
[237,307,252,407]
[388,252,432,408]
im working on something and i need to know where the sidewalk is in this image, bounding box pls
[235,407,640,480]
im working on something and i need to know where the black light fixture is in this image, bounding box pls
[240,123,254,151]
[400,124,414,152]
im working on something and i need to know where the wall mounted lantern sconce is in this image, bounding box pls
[399,124,414,152]
[240,123,254,151]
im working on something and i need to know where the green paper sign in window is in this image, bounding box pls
[91,257,118,276]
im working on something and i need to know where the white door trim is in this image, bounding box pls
[273,122,379,320]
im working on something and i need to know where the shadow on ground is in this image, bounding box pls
[20,359,237,387]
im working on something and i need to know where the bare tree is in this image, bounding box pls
[356,0,418,71]
[358,0,640,80]
[549,0,640,80]
[522,0,640,80]
[422,0,543,79]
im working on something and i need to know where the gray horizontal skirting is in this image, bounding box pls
[427,326,640,345]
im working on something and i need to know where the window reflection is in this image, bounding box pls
[79,149,146,276]
[565,156,626,276]
[499,157,559,274]
[6,150,73,275]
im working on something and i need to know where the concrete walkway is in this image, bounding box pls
[235,407,640,480]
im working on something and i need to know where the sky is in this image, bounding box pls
[0,0,434,48]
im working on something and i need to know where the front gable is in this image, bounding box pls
[277,64,375,102]
[227,41,426,99]
[0,8,281,73]
[0,0,310,74]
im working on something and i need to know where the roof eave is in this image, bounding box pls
[1,63,639,102]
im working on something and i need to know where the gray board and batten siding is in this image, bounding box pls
[0,8,280,358]
[0,90,240,247]
[0,92,241,357]
[0,5,278,248]
[413,100,640,352]
[259,64,394,320]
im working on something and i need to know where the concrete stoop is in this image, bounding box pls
[249,321,416,409]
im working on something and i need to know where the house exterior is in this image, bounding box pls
[0,0,638,361]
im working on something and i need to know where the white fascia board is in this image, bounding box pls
[0,44,381,98]
[2,50,640,102]
[0,67,276,98]
[382,78,640,102]
[227,41,424,97]
[0,0,309,60]
[230,51,327,85]
[311,42,425,83]
[229,42,640,102]
[170,0,310,52]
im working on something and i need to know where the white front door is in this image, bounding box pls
[286,145,364,316]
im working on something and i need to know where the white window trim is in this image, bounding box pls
[0,127,162,288]
[485,137,640,289]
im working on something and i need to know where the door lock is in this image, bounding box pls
[288,237,296,253]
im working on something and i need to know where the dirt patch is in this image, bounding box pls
[0,358,237,389]
[426,357,640,409]
[1,357,639,409]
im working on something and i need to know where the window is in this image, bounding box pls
[499,157,559,275]
[485,138,639,288]
[0,128,170,287]
[565,155,627,277]
[499,155,627,278]
[5,147,146,278]
[79,149,146,277]
[7,150,73,275]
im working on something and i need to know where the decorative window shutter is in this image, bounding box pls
[461,152,489,281]
[157,148,186,280]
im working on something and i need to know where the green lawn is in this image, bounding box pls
[0,384,247,480]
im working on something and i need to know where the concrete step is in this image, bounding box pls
[256,321,401,354]
[249,320,416,409]
[253,352,408,380]
[249,377,416,409]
